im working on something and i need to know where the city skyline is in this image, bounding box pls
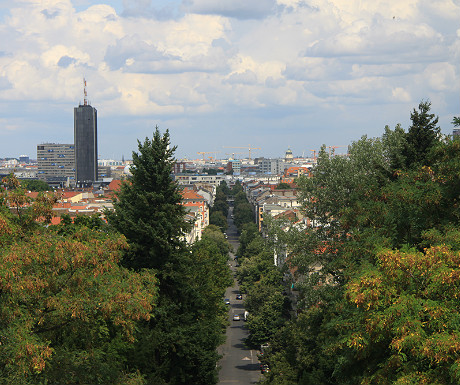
[0,0,458,160]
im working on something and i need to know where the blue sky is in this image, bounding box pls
[0,0,458,160]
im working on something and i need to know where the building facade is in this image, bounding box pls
[74,104,98,184]
[258,158,285,175]
[37,143,75,183]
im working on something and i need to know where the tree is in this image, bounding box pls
[107,128,228,384]
[275,182,292,190]
[108,127,190,271]
[20,179,51,192]
[402,100,441,169]
[209,211,228,231]
[0,210,157,385]
[346,242,460,384]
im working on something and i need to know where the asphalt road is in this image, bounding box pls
[218,207,261,385]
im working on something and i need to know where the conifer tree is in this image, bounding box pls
[108,127,190,271]
[403,100,441,168]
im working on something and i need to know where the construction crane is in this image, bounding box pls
[310,149,317,162]
[197,151,219,161]
[225,152,244,159]
[327,146,346,156]
[222,145,261,161]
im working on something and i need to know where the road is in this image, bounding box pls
[218,206,261,385]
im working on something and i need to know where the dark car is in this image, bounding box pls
[236,294,243,300]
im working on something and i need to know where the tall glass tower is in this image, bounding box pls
[74,80,98,185]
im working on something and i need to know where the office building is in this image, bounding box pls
[258,158,285,175]
[37,143,75,183]
[74,102,98,185]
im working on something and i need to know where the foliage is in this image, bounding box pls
[107,127,190,271]
[20,179,52,192]
[236,222,259,257]
[233,201,254,231]
[202,168,219,175]
[402,100,441,169]
[346,243,460,384]
[209,211,228,231]
[107,128,229,384]
[258,101,460,385]
[0,212,157,385]
[275,182,292,190]
[1,173,58,230]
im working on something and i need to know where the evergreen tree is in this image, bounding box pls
[108,127,190,271]
[403,100,441,169]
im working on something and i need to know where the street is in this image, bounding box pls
[218,206,261,385]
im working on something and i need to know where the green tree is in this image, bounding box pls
[20,179,52,192]
[275,182,292,190]
[107,128,228,384]
[402,100,441,169]
[209,211,228,231]
[234,201,254,231]
[108,127,190,271]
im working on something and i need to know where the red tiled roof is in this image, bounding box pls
[181,190,204,200]
[61,191,80,199]
[108,179,123,191]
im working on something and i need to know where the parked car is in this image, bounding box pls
[236,294,243,300]
[233,314,240,321]
[225,298,230,305]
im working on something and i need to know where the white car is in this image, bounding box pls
[233,314,240,321]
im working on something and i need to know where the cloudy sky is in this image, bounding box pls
[0,0,458,160]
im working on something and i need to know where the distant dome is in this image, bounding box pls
[285,148,293,160]
[124,165,133,175]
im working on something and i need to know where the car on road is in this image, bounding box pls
[233,314,240,321]
[225,298,230,305]
[260,364,270,373]
[236,294,243,300]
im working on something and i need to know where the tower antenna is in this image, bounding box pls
[83,78,87,106]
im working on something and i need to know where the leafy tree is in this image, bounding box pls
[259,102,460,385]
[236,222,259,257]
[0,211,157,385]
[346,242,460,384]
[1,173,58,230]
[211,199,229,218]
[209,211,228,231]
[275,182,291,190]
[218,180,231,196]
[202,168,218,175]
[20,179,52,192]
[233,201,254,231]
[231,180,243,195]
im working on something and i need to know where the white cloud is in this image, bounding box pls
[0,0,458,159]
[423,62,457,92]
[392,87,411,102]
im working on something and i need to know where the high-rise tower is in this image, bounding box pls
[74,79,98,185]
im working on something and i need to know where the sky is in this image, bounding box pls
[0,0,458,160]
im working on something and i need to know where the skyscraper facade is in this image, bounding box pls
[74,103,98,184]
